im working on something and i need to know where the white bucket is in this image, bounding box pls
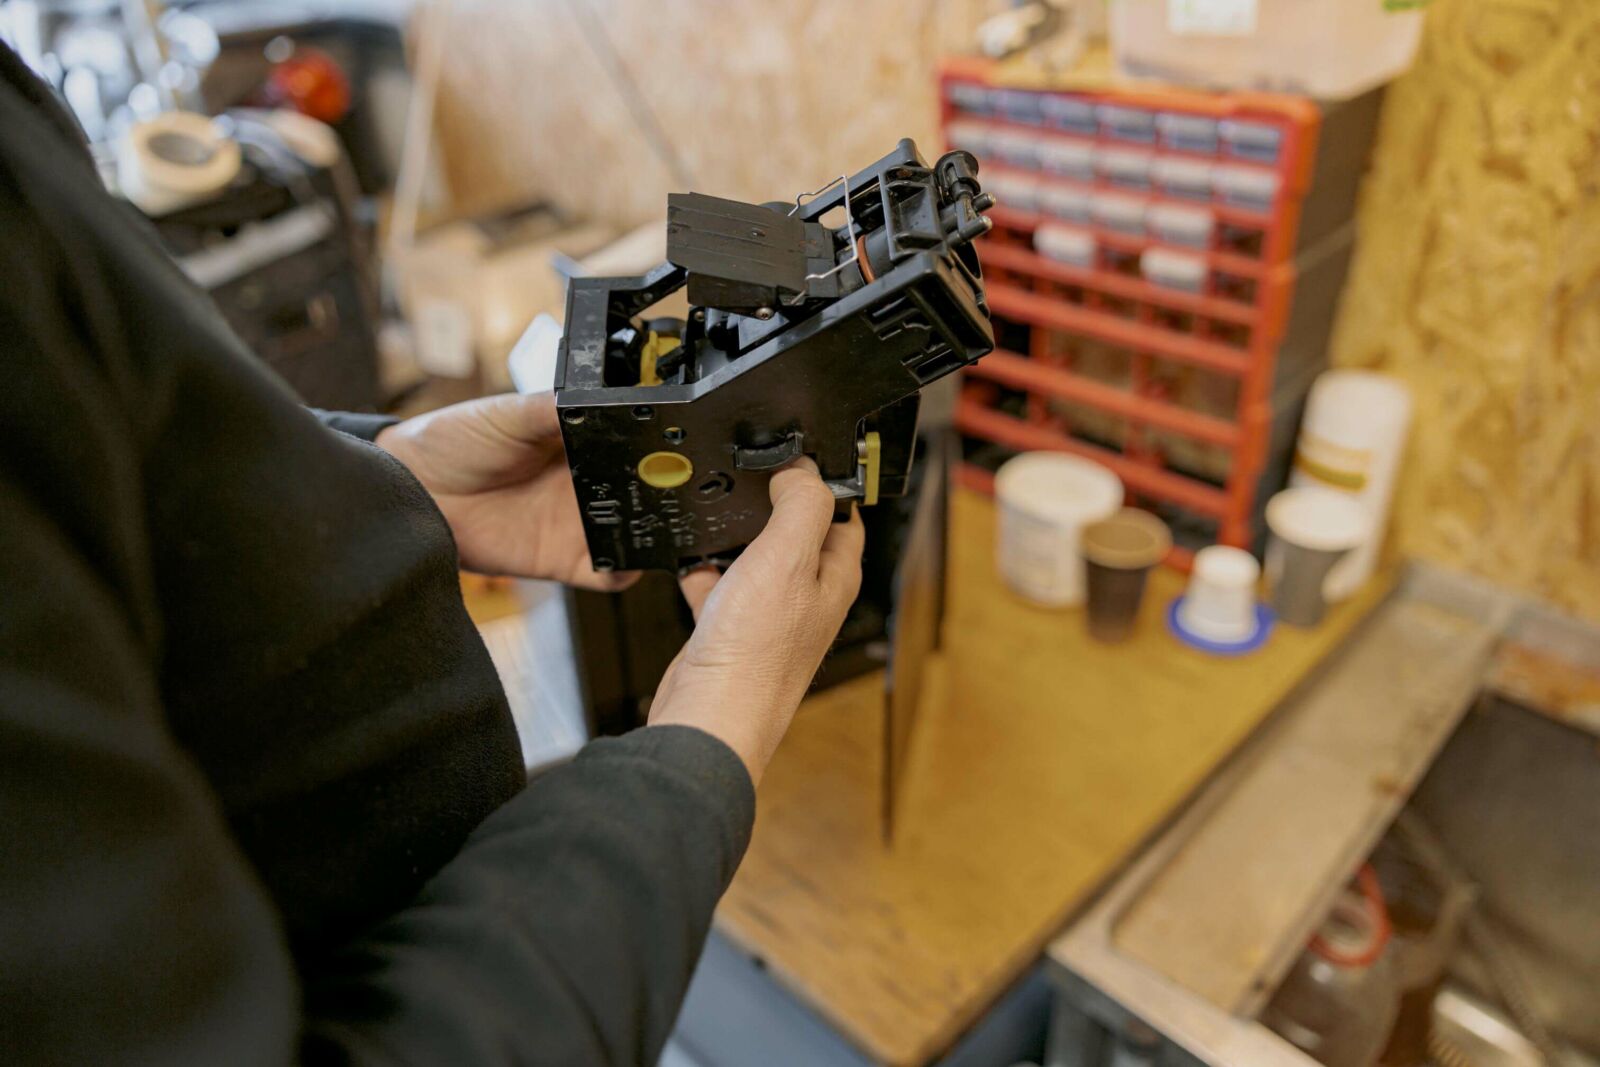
[1178,545,1260,644]
[1287,371,1412,601]
[995,453,1123,606]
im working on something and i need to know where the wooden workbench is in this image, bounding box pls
[715,488,1390,1066]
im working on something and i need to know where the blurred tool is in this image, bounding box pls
[2,0,218,142]
[994,451,1123,606]
[1265,485,1368,627]
[149,108,383,410]
[973,0,1107,71]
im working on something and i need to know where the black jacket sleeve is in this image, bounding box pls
[1,41,754,1067]
[0,427,754,1066]
[303,729,753,1065]
[308,408,400,442]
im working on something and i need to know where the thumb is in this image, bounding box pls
[679,565,722,621]
[476,391,561,445]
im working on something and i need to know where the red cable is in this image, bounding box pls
[1310,864,1392,968]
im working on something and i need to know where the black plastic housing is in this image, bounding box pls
[555,139,993,572]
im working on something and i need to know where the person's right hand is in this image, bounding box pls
[647,459,865,786]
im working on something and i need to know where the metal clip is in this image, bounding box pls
[791,173,863,283]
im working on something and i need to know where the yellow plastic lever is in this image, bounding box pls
[862,431,881,506]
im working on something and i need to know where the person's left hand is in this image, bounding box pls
[375,392,637,591]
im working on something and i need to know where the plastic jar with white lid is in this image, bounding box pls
[995,453,1124,606]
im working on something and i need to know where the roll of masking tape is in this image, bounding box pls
[116,111,241,216]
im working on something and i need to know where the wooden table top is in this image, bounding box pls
[715,488,1390,1066]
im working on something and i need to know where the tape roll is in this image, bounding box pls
[116,111,241,216]
[263,110,343,169]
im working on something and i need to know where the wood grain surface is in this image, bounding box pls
[1330,1,1600,623]
[716,489,1390,1066]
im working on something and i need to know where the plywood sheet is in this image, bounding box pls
[430,0,1007,228]
[1330,0,1600,623]
[717,489,1391,1066]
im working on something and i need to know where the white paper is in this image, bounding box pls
[1167,0,1259,36]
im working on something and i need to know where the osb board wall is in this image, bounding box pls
[431,0,1006,227]
[1330,1,1600,622]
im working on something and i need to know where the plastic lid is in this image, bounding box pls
[1306,370,1414,432]
[1266,486,1369,551]
[1082,508,1172,569]
[995,452,1123,526]
[1191,544,1260,588]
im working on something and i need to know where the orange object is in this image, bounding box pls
[265,47,352,125]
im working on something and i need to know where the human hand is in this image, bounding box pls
[375,392,636,591]
[648,460,865,786]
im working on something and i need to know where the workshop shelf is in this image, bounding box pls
[941,58,1361,554]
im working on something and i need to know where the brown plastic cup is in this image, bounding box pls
[1081,508,1173,643]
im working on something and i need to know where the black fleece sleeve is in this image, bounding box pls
[0,460,753,1065]
[308,408,400,442]
[0,500,752,1066]
[1,41,754,1067]
[303,728,754,1065]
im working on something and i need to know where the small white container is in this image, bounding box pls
[1219,119,1283,163]
[1091,191,1148,234]
[1213,164,1281,209]
[1287,371,1413,601]
[945,120,992,158]
[1147,203,1215,247]
[988,171,1043,214]
[947,82,993,114]
[1096,103,1158,142]
[1039,183,1093,223]
[1041,95,1099,134]
[1178,545,1261,644]
[1157,112,1220,154]
[1034,224,1097,268]
[1141,248,1207,292]
[1266,487,1369,554]
[996,453,1125,607]
[1097,146,1154,188]
[1037,138,1096,180]
[1264,487,1370,624]
[990,129,1041,168]
[1153,157,1214,200]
